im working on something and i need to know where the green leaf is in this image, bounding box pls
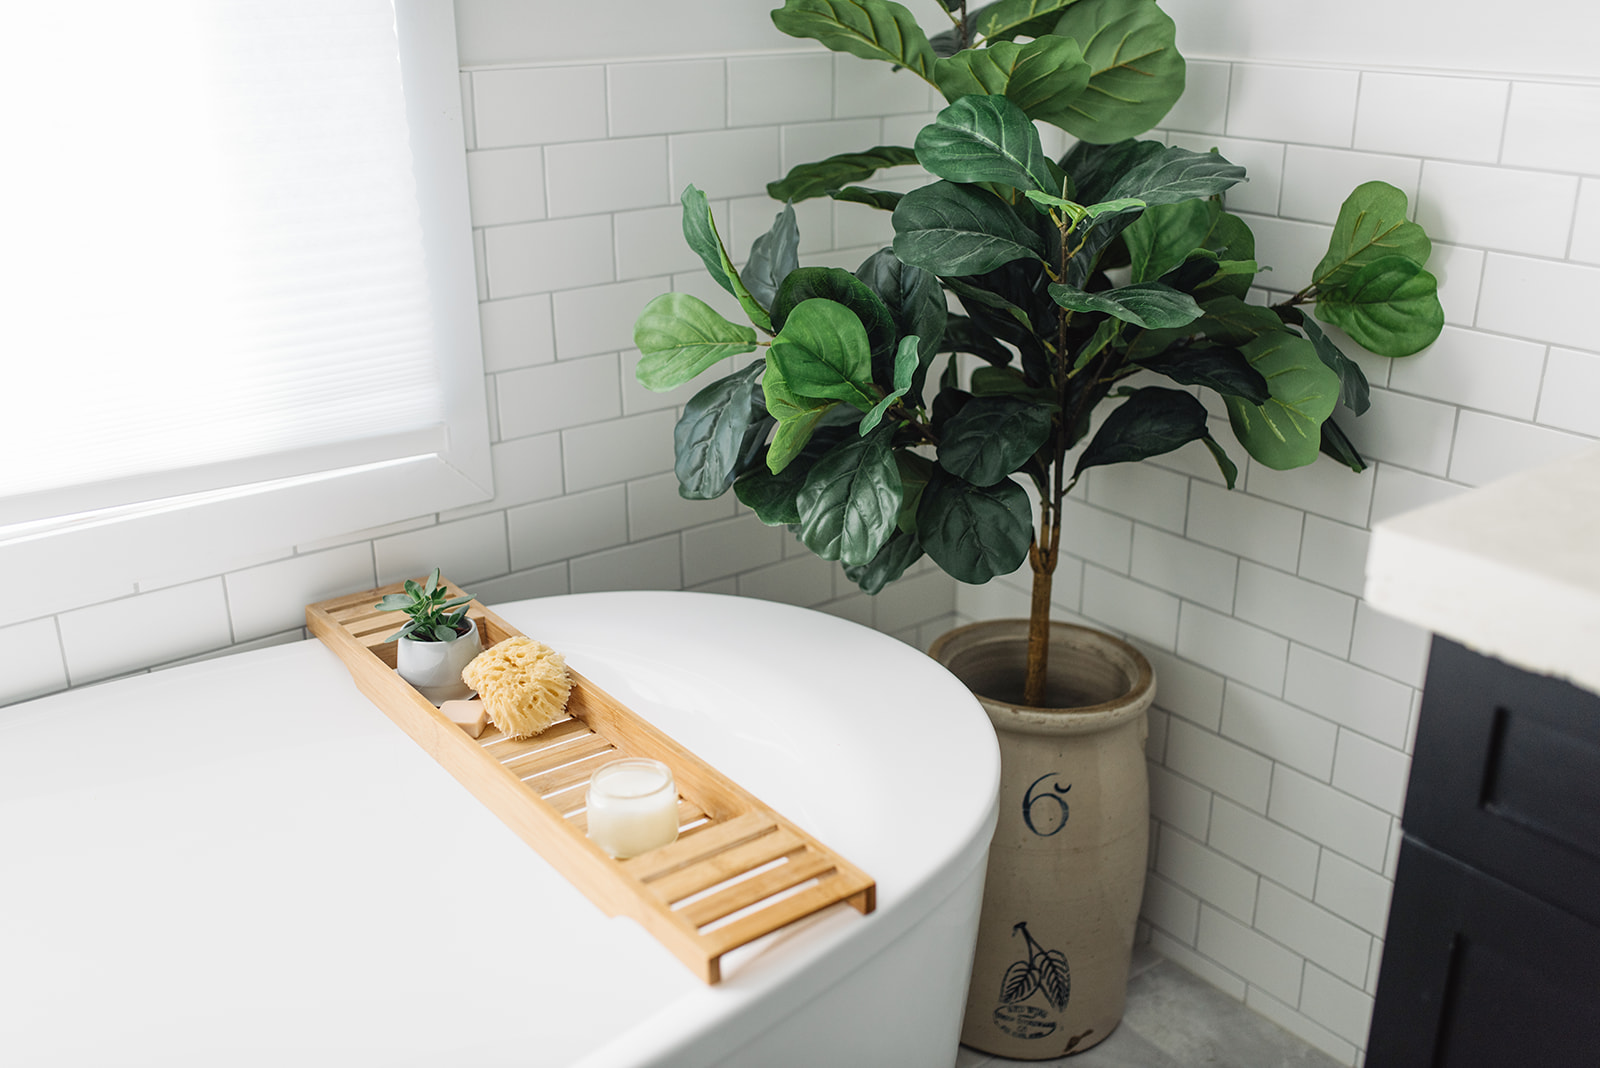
[1312,180,1432,290]
[762,359,838,473]
[680,185,772,333]
[767,145,920,203]
[1050,0,1186,144]
[941,314,1017,364]
[772,267,898,369]
[916,469,1033,584]
[768,298,879,411]
[1134,344,1270,404]
[770,0,937,81]
[1048,280,1203,329]
[974,0,1078,42]
[1315,256,1444,358]
[796,426,904,566]
[1124,199,1217,283]
[1223,331,1341,470]
[893,180,1047,276]
[860,336,921,434]
[828,186,904,211]
[843,530,924,593]
[1103,144,1247,206]
[970,366,1053,400]
[633,292,759,391]
[938,395,1055,486]
[933,37,1092,131]
[743,204,800,311]
[1299,315,1371,415]
[915,95,1056,195]
[1074,387,1210,477]
[672,364,769,500]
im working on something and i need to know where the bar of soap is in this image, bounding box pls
[439,698,490,739]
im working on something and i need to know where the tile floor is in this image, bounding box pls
[954,945,1345,1068]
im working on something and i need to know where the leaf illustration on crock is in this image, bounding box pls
[1035,948,1071,1011]
[1000,959,1039,1004]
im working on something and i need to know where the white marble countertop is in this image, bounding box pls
[0,591,999,1067]
[1365,445,1600,695]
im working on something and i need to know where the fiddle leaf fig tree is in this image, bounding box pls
[632,0,1445,707]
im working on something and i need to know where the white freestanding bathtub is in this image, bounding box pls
[0,592,999,1067]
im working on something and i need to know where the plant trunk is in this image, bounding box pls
[1022,513,1061,706]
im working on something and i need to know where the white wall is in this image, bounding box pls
[956,39,1600,1068]
[0,29,959,707]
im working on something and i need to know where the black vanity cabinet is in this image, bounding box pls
[1367,637,1600,1067]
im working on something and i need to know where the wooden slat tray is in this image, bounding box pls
[306,579,875,983]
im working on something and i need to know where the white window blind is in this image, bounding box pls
[1,0,489,603]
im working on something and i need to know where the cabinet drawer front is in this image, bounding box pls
[1408,637,1600,925]
[1369,838,1600,1068]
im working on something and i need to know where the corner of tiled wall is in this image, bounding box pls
[955,56,1600,1066]
[0,46,963,710]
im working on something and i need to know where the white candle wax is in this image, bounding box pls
[586,758,680,859]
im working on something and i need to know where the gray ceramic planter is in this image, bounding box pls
[930,619,1155,1059]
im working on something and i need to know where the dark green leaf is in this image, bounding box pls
[860,336,920,433]
[735,427,851,524]
[633,292,759,391]
[1050,0,1186,144]
[916,468,1033,584]
[1223,330,1341,470]
[1312,180,1431,290]
[856,248,947,379]
[1061,138,1166,205]
[896,450,934,531]
[1299,315,1370,415]
[933,37,1092,131]
[1074,387,1210,477]
[679,185,772,332]
[1197,296,1285,346]
[892,180,1047,275]
[1134,344,1270,403]
[770,0,937,81]
[773,267,898,371]
[767,145,920,203]
[974,0,1078,42]
[768,298,879,410]
[743,204,800,310]
[1189,256,1259,301]
[828,185,905,211]
[1048,280,1203,329]
[1202,434,1239,488]
[842,530,924,593]
[1315,255,1444,358]
[939,395,1055,486]
[970,366,1052,400]
[1319,417,1368,473]
[915,95,1056,195]
[1104,144,1247,206]
[796,426,904,565]
[940,315,1016,364]
[673,364,768,500]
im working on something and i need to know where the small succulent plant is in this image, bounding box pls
[376,568,474,642]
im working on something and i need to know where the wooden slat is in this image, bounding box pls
[677,850,838,928]
[623,812,776,882]
[646,828,805,906]
[305,578,874,985]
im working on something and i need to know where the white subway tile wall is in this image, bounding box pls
[954,58,1600,1067]
[6,49,959,710]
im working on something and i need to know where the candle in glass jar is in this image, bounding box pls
[586,758,680,859]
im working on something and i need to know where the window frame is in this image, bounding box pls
[3,0,491,615]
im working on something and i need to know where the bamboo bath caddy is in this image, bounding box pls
[306,579,876,983]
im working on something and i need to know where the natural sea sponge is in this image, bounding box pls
[461,636,572,739]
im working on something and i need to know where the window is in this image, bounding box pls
[3,0,489,604]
